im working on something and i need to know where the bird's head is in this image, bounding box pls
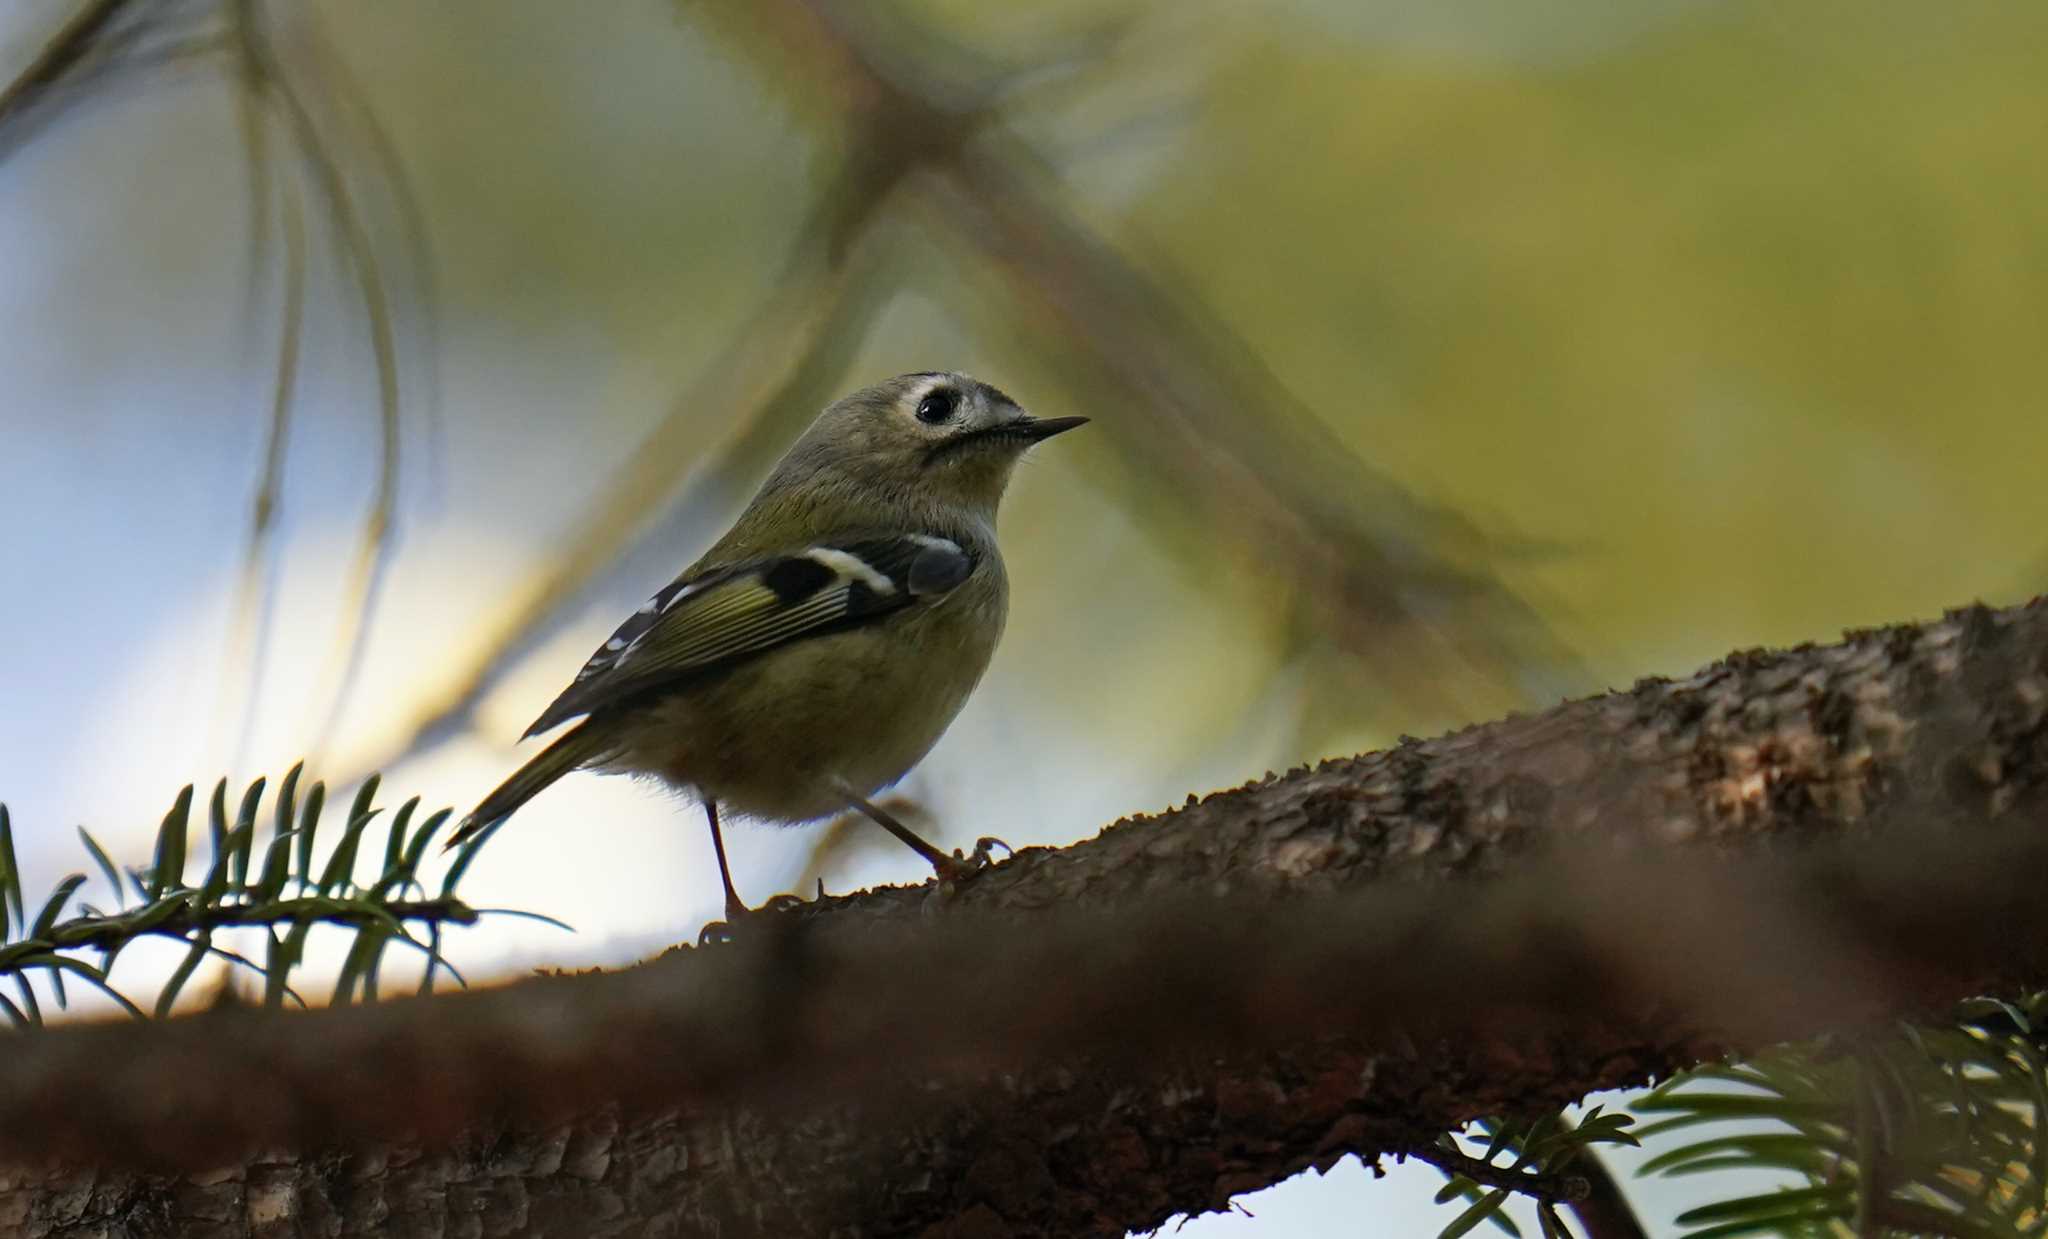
[791,371,1087,519]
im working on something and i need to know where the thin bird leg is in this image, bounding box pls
[843,791,980,880]
[703,799,749,923]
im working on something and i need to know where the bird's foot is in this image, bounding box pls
[931,835,1011,883]
[695,892,809,946]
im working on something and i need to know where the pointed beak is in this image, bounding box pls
[924,414,1090,467]
[1014,415,1089,442]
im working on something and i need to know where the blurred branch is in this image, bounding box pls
[230,1,409,761]
[216,24,305,767]
[359,0,1580,778]
[0,0,135,137]
[360,0,1585,786]
[703,0,1585,725]
[347,1,972,778]
[794,790,934,895]
[1566,1138,1652,1239]
[348,194,905,777]
[0,0,431,769]
[0,0,231,160]
[6,598,2048,1235]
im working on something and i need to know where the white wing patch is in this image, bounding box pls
[526,532,978,736]
[805,547,897,596]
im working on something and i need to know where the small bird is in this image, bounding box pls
[450,372,1085,925]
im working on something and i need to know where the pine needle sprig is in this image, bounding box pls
[0,763,536,1028]
[1419,1105,1642,1239]
[1631,994,2048,1238]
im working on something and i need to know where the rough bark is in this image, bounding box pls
[5,598,2048,1237]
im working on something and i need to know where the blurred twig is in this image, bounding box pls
[344,190,910,780]
[10,1,1582,787]
[232,2,406,761]
[0,1,236,161]
[217,11,306,768]
[292,2,443,493]
[343,0,993,780]
[1567,1136,1651,1239]
[793,790,934,896]
[365,0,1582,790]
[708,0,1584,727]
[0,0,137,137]
[1,0,426,772]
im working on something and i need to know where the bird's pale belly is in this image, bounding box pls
[602,584,1002,822]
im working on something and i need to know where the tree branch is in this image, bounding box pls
[5,599,2048,1237]
[1565,1146,1651,1239]
[0,0,134,141]
[1403,1142,1591,1208]
[28,897,475,955]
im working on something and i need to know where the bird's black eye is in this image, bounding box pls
[915,388,957,424]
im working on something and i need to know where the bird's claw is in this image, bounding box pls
[932,835,1011,883]
[695,891,809,945]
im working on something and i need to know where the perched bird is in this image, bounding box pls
[451,372,1085,924]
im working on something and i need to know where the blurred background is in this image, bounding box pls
[4,0,2046,1233]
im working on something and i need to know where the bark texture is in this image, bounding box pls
[5,599,2048,1237]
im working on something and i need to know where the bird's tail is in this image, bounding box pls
[446,722,604,850]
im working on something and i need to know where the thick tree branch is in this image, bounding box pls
[4,599,2048,1237]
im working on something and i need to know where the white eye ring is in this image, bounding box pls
[915,389,957,424]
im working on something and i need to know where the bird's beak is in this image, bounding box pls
[924,414,1090,467]
[1013,415,1089,442]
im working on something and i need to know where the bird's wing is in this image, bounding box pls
[521,533,976,737]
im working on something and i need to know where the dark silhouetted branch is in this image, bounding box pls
[1566,1143,1652,1239]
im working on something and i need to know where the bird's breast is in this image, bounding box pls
[613,555,1008,822]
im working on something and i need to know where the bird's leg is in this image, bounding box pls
[842,791,1003,882]
[967,835,1013,867]
[703,799,749,924]
[698,800,808,945]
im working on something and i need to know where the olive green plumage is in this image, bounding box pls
[454,372,1085,915]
